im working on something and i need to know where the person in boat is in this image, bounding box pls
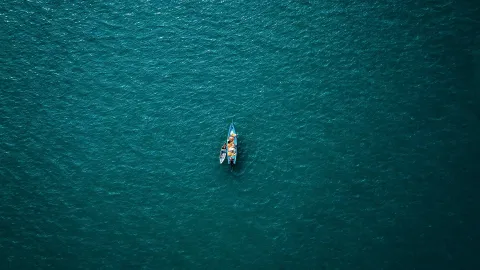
[228,132,237,143]
[227,132,237,157]
[221,143,227,152]
[229,132,237,167]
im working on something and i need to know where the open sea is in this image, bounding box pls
[1,0,479,269]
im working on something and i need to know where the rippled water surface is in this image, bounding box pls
[1,0,479,269]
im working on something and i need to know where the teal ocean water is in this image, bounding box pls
[1,0,479,269]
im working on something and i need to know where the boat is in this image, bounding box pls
[226,121,237,166]
[219,144,227,164]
